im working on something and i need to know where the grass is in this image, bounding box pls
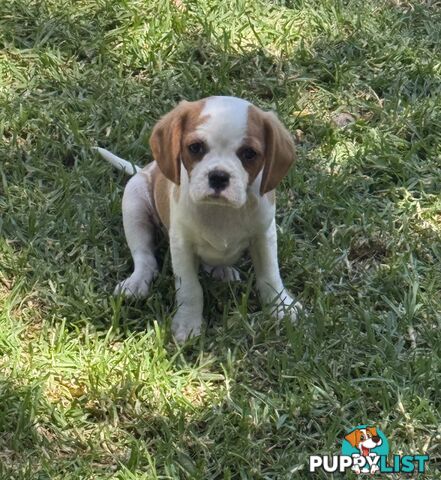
[1,0,441,478]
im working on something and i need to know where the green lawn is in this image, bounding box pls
[1,0,441,478]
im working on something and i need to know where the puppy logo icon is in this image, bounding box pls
[342,425,389,474]
[309,424,429,474]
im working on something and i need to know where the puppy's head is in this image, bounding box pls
[150,96,295,208]
[345,427,382,450]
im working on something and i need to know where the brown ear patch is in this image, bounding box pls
[149,100,206,185]
[243,106,266,184]
[252,107,295,195]
[345,429,362,447]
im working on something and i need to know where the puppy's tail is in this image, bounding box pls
[93,147,141,175]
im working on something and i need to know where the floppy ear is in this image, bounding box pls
[345,429,361,447]
[149,101,189,185]
[260,111,295,195]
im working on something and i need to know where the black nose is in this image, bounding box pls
[372,436,380,443]
[208,170,230,191]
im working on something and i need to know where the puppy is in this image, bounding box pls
[345,426,383,474]
[96,96,302,342]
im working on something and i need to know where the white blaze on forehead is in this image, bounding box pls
[196,96,250,149]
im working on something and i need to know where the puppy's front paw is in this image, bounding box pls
[172,310,202,343]
[273,294,303,323]
[114,271,155,298]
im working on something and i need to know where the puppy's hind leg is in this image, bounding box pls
[202,264,241,282]
[114,173,158,298]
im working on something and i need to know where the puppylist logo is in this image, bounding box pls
[309,425,429,474]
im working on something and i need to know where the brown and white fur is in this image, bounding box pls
[345,427,383,474]
[96,96,302,342]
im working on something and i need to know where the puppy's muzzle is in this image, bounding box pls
[208,170,230,192]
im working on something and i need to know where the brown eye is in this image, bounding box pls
[239,147,257,162]
[188,142,205,155]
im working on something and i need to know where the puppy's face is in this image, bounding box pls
[150,96,295,208]
[345,427,382,452]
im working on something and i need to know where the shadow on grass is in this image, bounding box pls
[0,376,159,478]
[0,363,348,478]
[0,378,52,478]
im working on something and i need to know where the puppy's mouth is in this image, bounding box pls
[208,190,226,199]
[201,192,232,205]
[189,179,247,208]
[361,446,370,456]
[194,190,244,208]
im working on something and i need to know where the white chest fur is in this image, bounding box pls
[172,192,274,266]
